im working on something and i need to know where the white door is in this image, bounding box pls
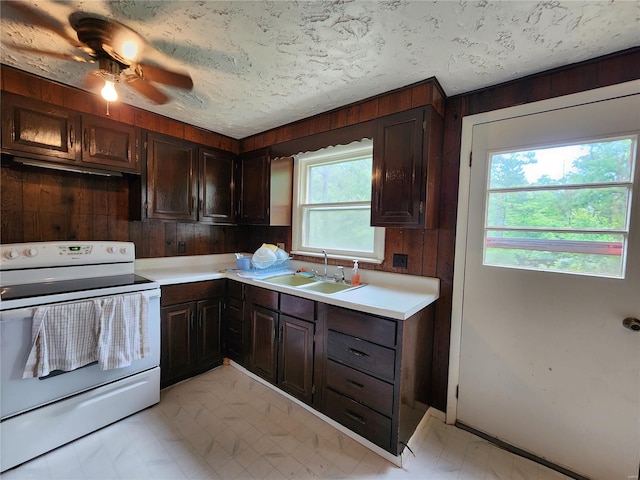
[457,93,640,479]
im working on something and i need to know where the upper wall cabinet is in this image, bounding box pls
[1,92,140,174]
[238,148,293,226]
[238,148,270,224]
[199,148,236,224]
[79,114,139,173]
[146,132,198,221]
[371,106,443,229]
[145,132,237,223]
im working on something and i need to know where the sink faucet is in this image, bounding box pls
[322,250,328,278]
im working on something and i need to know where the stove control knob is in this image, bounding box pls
[25,248,38,257]
[107,246,116,254]
[120,247,128,255]
[5,250,19,260]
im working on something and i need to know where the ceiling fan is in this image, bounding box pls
[3,1,193,105]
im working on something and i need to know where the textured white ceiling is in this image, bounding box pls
[1,1,638,139]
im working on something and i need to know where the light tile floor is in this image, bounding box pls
[1,365,572,480]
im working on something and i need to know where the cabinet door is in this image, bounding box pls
[199,148,236,223]
[371,107,425,227]
[196,298,223,368]
[146,132,197,220]
[278,315,314,404]
[226,295,244,364]
[1,92,77,162]
[161,303,196,387]
[248,304,278,383]
[80,115,140,173]
[238,149,269,224]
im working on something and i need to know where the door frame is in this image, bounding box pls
[447,79,640,424]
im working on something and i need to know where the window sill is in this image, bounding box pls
[291,250,384,265]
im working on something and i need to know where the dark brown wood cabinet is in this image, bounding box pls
[199,148,236,224]
[371,106,442,229]
[1,92,77,162]
[146,133,237,223]
[1,92,140,174]
[246,286,317,405]
[79,114,139,173]
[160,280,225,388]
[146,132,198,221]
[225,280,245,364]
[321,303,434,455]
[238,148,270,224]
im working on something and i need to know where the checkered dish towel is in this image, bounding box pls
[94,292,150,370]
[23,300,98,378]
[23,292,151,378]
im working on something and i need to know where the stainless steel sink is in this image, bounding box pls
[260,273,365,295]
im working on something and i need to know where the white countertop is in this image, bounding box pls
[136,254,439,320]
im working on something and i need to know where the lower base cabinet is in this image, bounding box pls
[321,303,434,456]
[246,286,318,406]
[226,281,434,457]
[160,280,225,388]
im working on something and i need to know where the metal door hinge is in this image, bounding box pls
[144,141,148,150]
[469,152,472,167]
[456,385,459,399]
[422,119,426,131]
[419,201,424,214]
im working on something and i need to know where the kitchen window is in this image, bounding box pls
[292,139,385,263]
[483,135,637,278]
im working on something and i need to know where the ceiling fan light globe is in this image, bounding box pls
[120,40,139,62]
[101,80,118,102]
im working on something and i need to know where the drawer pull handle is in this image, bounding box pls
[345,409,366,425]
[346,379,364,389]
[347,347,369,358]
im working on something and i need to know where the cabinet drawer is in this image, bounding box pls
[246,285,278,310]
[324,388,391,451]
[325,305,396,348]
[161,280,225,306]
[280,294,315,321]
[325,359,394,416]
[327,331,395,382]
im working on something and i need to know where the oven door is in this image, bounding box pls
[0,288,161,419]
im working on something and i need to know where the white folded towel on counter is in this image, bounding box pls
[23,300,98,378]
[23,292,151,378]
[94,292,150,370]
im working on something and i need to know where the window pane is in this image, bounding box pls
[489,137,636,189]
[306,208,374,251]
[487,187,630,230]
[484,230,625,277]
[308,158,372,203]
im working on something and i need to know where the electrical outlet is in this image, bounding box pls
[178,241,186,253]
[276,242,285,250]
[393,253,408,269]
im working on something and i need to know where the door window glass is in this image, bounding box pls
[484,135,637,278]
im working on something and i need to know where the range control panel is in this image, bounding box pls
[0,242,136,269]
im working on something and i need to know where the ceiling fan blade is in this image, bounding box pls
[124,76,169,105]
[4,1,85,50]
[133,63,193,90]
[1,41,90,63]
